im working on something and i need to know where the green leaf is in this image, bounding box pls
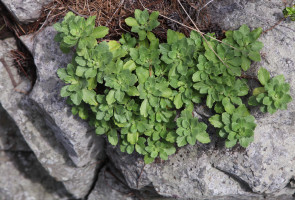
[60,86,71,97]
[239,137,253,148]
[115,90,125,102]
[82,89,97,105]
[138,30,147,41]
[90,26,109,38]
[253,87,266,96]
[136,67,149,84]
[257,67,270,86]
[127,132,139,144]
[57,68,68,80]
[225,139,237,148]
[221,112,230,125]
[249,27,263,41]
[140,99,149,117]
[222,97,235,114]
[96,127,105,135]
[262,96,272,105]
[70,91,83,105]
[239,24,250,35]
[209,114,223,128]
[108,129,118,145]
[176,136,187,147]
[174,93,183,109]
[123,60,136,71]
[149,11,159,20]
[144,155,155,164]
[248,51,261,62]
[125,17,139,26]
[106,90,116,105]
[196,131,211,144]
[241,56,251,71]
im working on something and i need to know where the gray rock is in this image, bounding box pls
[0,104,71,200]
[0,105,30,152]
[0,37,103,198]
[0,151,73,200]
[88,164,136,200]
[1,0,52,24]
[106,0,295,198]
[208,0,295,194]
[20,26,106,168]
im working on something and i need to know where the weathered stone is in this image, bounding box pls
[20,26,106,168]
[208,0,295,194]
[0,106,72,200]
[1,0,52,24]
[88,164,136,200]
[106,0,295,198]
[0,105,30,152]
[0,37,103,198]
[0,151,73,200]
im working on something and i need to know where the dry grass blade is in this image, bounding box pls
[176,0,230,68]
[138,0,240,52]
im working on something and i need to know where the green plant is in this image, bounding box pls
[54,10,292,164]
[209,105,256,148]
[248,68,292,114]
[283,5,295,21]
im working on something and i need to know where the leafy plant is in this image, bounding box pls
[248,68,292,114]
[209,105,256,148]
[283,5,295,21]
[54,10,292,164]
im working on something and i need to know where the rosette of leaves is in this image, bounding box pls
[220,25,264,71]
[176,109,210,147]
[248,68,292,114]
[53,12,109,55]
[209,105,256,148]
[283,5,295,21]
[125,9,160,40]
[192,67,249,113]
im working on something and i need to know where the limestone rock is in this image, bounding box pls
[0,37,103,198]
[1,0,52,24]
[0,106,71,200]
[208,0,295,194]
[106,0,295,198]
[88,164,136,200]
[20,26,106,168]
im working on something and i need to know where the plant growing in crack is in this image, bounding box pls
[54,9,292,164]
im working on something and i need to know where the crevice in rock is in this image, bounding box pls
[0,105,74,199]
[0,2,37,88]
[212,165,253,193]
[84,158,109,200]
[21,97,78,165]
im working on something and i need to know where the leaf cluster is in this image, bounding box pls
[248,68,292,114]
[54,10,292,164]
[209,105,256,148]
[283,5,295,21]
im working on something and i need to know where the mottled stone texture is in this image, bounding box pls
[106,0,295,198]
[88,164,136,200]
[1,0,52,23]
[0,37,103,198]
[0,106,72,200]
[1,0,295,199]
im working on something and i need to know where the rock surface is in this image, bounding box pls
[20,27,106,168]
[88,164,136,200]
[0,106,72,200]
[106,0,295,198]
[0,37,103,198]
[1,0,52,24]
